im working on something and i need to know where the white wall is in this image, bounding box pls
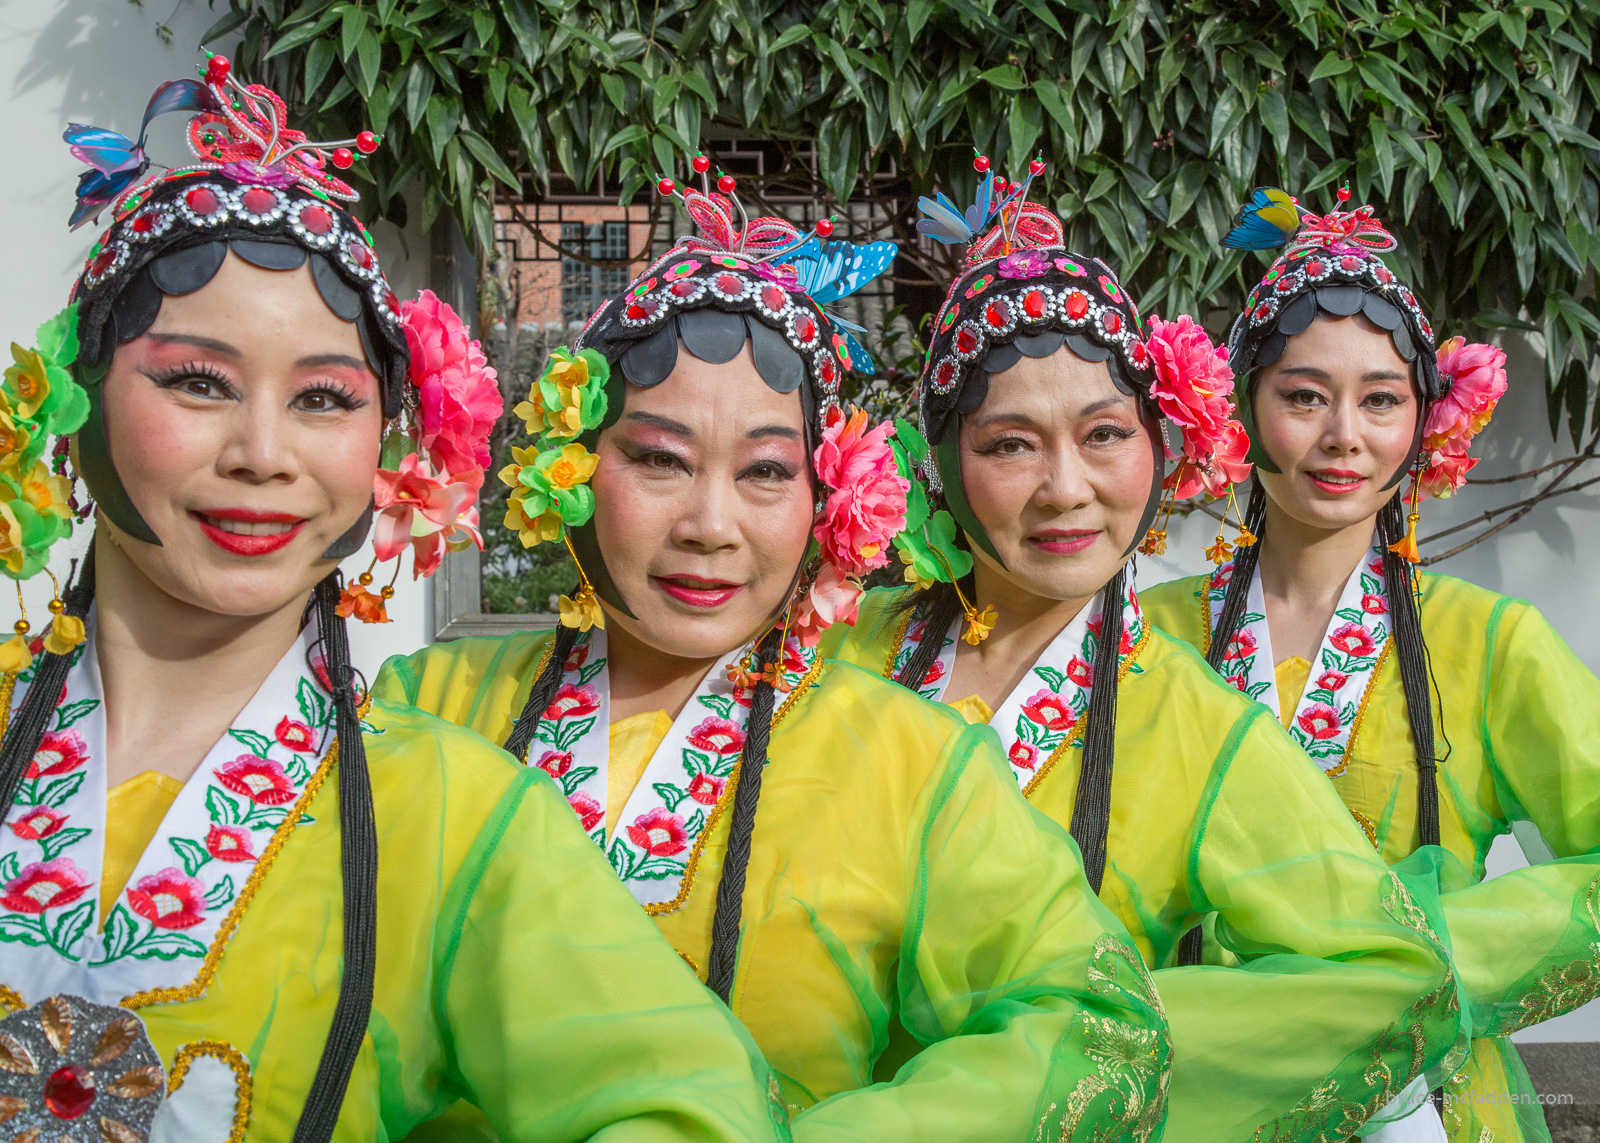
[0,0,432,673]
[7,0,1599,1040]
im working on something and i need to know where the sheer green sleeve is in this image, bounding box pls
[793,723,1171,1143]
[1159,707,1462,1142]
[440,769,789,1143]
[1435,598,1600,1036]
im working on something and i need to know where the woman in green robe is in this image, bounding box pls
[1142,187,1600,1143]
[373,162,1172,1141]
[0,65,788,1142]
[822,161,1462,1141]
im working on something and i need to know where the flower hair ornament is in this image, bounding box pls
[0,54,498,1143]
[47,55,498,629]
[1222,185,1504,561]
[500,152,906,654]
[907,149,1253,644]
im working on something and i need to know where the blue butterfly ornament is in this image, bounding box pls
[1223,187,1302,251]
[65,79,213,229]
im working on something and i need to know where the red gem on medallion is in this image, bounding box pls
[300,205,334,235]
[955,327,979,355]
[44,1065,95,1119]
[671,278,698,298]
[934,360,959,388]
[1064,291,1089,319]
[760,285,786,311]
[1103,311,1122,334]
[185,186,220,215]
[1023,289,1047,318]
[240,187,276,215]
[794,314,817,343]
[715,273,743,294]
[985,299,1009,328]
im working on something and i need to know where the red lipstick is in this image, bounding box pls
[653,575,744,609]
[191,508,306,556]
[1305,469,1367,495]
[1028,528,1100,555]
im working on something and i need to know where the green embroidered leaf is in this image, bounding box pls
[606,837,637,879]
[37,827,92,863]
[683,808,706,836]
[359,720,381,736]
[1360,572,1382,595]
[204,875,236,911]
[126,931,210,961]
[697,694,734,719]
[0,916,47,946]
[97,907,138,962]
[0,852,19,883]
[205,786,243,826]
[652,782,686,811]
[554,715,598,751]
[228,728,276,759]
[1339,702,1357,724]
[40,771,87,809]
[52,699,100,731]
[577,661,606,686]
[1034,666,1067,691]
[1334,608,1365,623]
[1319,648,1343,672]
[680,749,713,776]
[563,767,598,795]
[49,900,93,954]
[240,806,290,831]
[169,836,210,877]
[1015,717,1043,745]
[297,677,333,729]
[1246,681,1272,698]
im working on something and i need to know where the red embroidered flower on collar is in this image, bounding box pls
[127,867,207,929]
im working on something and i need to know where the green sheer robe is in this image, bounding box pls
[374,636,1171,1143]
[822,586,1464,1142]
[1145,569,1600,1143]
[0,696,788,1143]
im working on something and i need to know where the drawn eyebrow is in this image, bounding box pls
[748,425,801,440]
[147,332,241,356]
[296,353,370,372]
[623,411,694,436]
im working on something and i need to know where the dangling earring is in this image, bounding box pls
[1387,471,1424,564]
[924,544,994,645]
[557,533,604,631]
[1,583,33,672]
[41,569,85,655]
[336,556,395,624]
[1204,482,1257,565]
[726,603,796,693]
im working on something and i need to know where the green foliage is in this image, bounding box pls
[213,0,1600,439]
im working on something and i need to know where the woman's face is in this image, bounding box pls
[959,348,1154,603]
[1252,313,1417,531]
[101,252,384,617]
[591,343,814,662]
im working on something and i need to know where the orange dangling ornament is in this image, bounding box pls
[1387,472,1424,564]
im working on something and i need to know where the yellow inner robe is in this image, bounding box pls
[1144,569,1600,1143]
[821,586,1463,1143]
[4,696,786,1143]
[374,638,1171,1143]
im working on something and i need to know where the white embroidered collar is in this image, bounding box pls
[524,629,820,914]
[1204,534,1393,775]
[0,613,337,1008]
[886,575,1148,794]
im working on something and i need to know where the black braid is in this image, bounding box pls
[1205,479,1268,673]
[1067,567,1126,894]
[1376,496,1441,848]
[0,546,96,827]
[705,625,783,1003]
[893,581,965,690]
[503,623,581,762]
[293,571,379,1143]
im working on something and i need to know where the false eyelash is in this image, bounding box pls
[148,359,233,392]
[299,380,366,410]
